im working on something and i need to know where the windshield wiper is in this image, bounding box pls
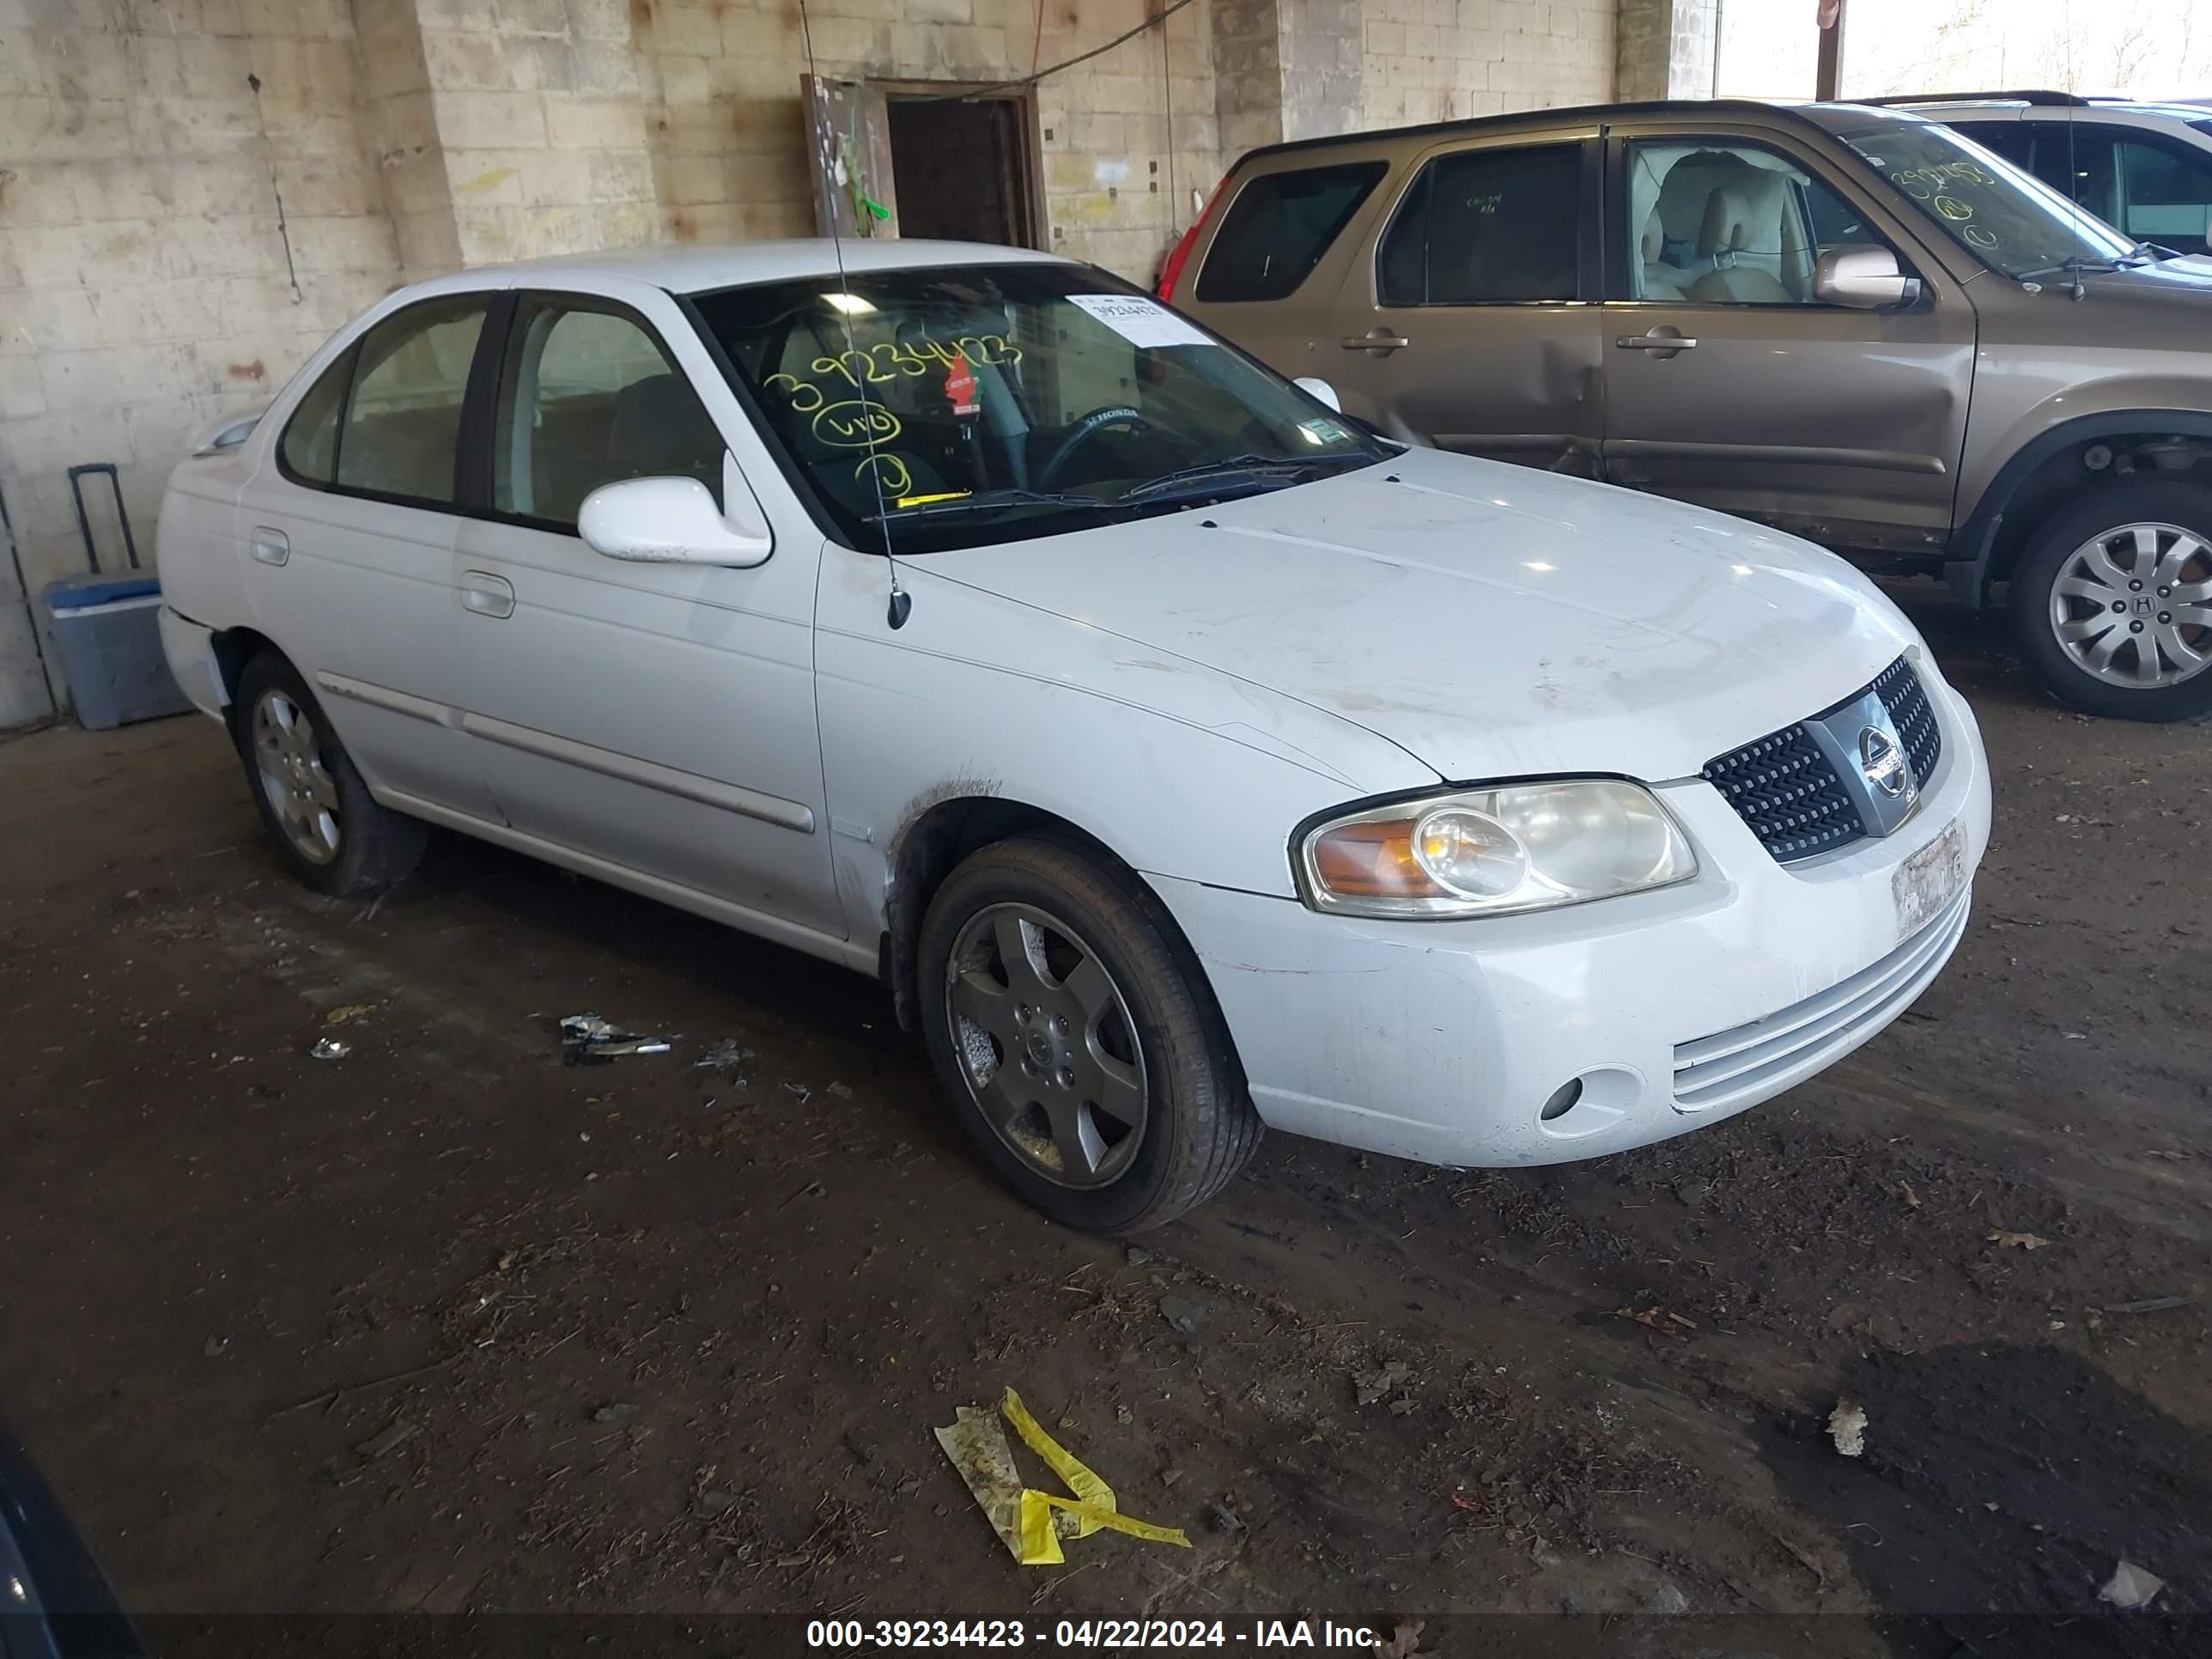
[864,487,1107,524]
[2012,252,2133,283]
[1119,453,1358,505]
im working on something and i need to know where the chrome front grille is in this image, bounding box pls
[1703,656,1945,866]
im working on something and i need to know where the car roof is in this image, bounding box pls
[1873,92,2210,123]
[1229,98,1936,166]
[454,239,1073,295]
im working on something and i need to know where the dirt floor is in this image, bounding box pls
[3,585,2209,1656]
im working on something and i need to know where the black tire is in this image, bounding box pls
[917,836,1261,1233]
[2008,477,2212,722]
[232,651,427,897]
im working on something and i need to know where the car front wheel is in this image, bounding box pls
[917,836,1261,1233]
[2010,477,2212,721]
[233,652,427,897]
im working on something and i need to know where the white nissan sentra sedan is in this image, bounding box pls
[155,240,1990,1231]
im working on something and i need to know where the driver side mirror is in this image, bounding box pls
[578,453,773,568]
[1293,376,1342,412]
[1814,246,1922,309]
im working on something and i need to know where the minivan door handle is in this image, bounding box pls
[1340,329,1411,355]
[460,571,515,620]
[249,527,289,566]
[1615,327,1697,356]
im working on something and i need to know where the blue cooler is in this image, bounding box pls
[42,576,193,731]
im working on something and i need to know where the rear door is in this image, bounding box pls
[1596,119,1976,556]
[1326,131,1604,471]
[242,292,502,820]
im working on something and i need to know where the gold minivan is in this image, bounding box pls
[1164,99,2212,722]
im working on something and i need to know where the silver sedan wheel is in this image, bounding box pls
[945,902,1149,1188]
[252,689,342,866]
[2047,520,2212,689]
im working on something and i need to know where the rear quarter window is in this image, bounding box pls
[1195,161,1388,303]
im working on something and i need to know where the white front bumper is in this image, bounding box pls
[1152,671,1993,1168]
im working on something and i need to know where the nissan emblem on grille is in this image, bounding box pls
[1702,657,1941,863]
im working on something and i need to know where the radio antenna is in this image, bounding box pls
[799,0,912,627]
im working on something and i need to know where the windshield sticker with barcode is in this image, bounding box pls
[1066,294,1216,349]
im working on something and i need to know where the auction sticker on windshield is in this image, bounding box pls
[1066,294,1215,349]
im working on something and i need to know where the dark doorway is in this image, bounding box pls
[884,94,1039,248]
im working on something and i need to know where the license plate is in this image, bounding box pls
[1893,818,1967,944]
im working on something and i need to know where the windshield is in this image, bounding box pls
[1822,117,2139,280]
[690,264,1386,553]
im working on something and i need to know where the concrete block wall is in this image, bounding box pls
[0,0,404,726]
[629,0,1220,287]
[2,0,1659,726]
[1362,0,1614,128]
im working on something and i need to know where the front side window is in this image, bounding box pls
[2117,137,2212,253]
[334,295,488,504]
[691,264,1387,554]
[1622,138,1882,305]
[279,351,350,485]
[1195,162,1387,303]
[492,297,725,528]
[1379,144,1582,305]
[1813,112,2137,281]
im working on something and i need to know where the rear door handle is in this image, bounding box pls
[1340,331,1411,354]
[1614,330,1697,353]
[249,527,289,566]
[460,571,515,620]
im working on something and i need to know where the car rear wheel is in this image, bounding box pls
[233,652,427,897]
[2010,478,2212,721]
[917,836,1261,1233]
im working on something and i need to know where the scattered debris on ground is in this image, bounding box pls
[559,1012,671,1063]
[1827,1398,1869,1458]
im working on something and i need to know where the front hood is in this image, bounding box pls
[924,448,1920,782]
[2081,252,2212,304]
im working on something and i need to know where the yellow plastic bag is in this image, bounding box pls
[933,1387,1191,1565]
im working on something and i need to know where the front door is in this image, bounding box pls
[1323,133,1605,473]
[1597,125,1976,555]
[452,289,841,938]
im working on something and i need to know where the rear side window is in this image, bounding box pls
[279,352,350,486]
[334,295,489,506]
[1195,161,1386,303]
[1948,120,2034,169]
[1377,144,1582,305]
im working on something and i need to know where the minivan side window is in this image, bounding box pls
[490,296,725,529]
[333,295,489,505]
[1195,161,1387,304]
[1376,144,1581,306]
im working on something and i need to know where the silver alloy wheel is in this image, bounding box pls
[945,902,1149,1188]
[252,689,343,866]
[2047,520,2212,689]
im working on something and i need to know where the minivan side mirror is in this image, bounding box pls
[1814,246,1922,309]
[1293,376,1342,412]
[578,454,772,568]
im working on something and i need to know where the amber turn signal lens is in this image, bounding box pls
[1308,819,1438,899]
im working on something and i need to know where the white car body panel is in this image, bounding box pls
[154,238,1993,1172]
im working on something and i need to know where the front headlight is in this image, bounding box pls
[1295,779,1698,919]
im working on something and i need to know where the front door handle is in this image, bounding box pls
[460,571,515,620]
[1340,330,1411,354]
[249,527,289,566]
[1614,328,1697,356]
